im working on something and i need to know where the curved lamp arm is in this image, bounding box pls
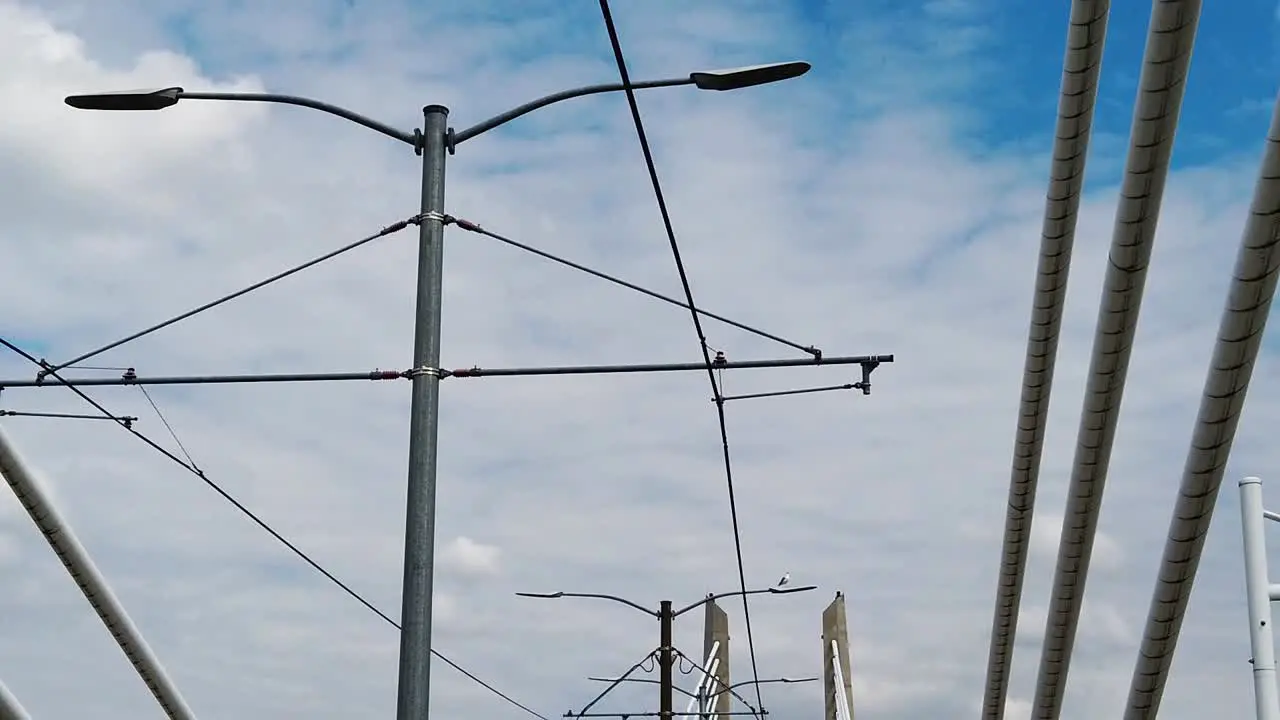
[516,591,657,618]
[64,61,810,154]
[674,585,817,618]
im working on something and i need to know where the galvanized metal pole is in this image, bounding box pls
[0,424,196,720]
[659,600,674,720]
[396,104,449,720]
[1239,477,1280,720]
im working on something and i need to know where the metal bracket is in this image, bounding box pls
[405,366,451,379]
[858,360,880,396]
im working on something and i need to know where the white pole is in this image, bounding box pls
[0,424,196,720]
[0,678,31,720]
[1240,477,1280,720]
[685,641,718,719]
[831,639,852,720]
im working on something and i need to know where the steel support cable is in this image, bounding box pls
[981,2,1112,718]
[39,213,424,378]
[1122,91,1280,720]
[446,215,821,358]
[0,338,549,720]
[571,651,659,718]
[1030,2,1202,717]
[595,1,768,712]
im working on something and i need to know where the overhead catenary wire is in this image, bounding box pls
[0,409,139,424]
[595,1,767,712]
[671,648,761,717]
[137,386,200,471]
[447,215,821,358]
[1030,2,1202,717]
[1122,89,1280,720]
[981,2,1111,718]
[571,651,660,718]
[38,213,425,379]
[0,336,550,720]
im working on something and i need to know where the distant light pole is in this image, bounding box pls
[63,59,811,720]
[585,675,818,718]
[519,585,816,718]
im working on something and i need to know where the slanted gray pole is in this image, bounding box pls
[396,104,449,719]
[0,677,31,720]
[822,591,854,720]
[0,424,196,720]
[703,598,731,719]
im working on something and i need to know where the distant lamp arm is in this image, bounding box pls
[515,591,658,618]
[673,584,817,618]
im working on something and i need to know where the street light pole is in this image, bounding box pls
[398,103,450,719]
[518,585,815,719]
[62,60,811,720]
[659,599,674,720]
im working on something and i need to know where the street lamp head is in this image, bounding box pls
[515,591,564,599]
[65,87,184,111]
[689,61,810,91]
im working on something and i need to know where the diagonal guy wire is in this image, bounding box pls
[0,336,549,720]
[671,648,761,718]
[720,383,860,403]
[596,1,768,712]
[40,213,426,378]
[447,214,821,358]
[572,650,660,718]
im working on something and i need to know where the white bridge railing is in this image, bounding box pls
[1239,477,1280,720]
[831,639,852,720]
[685,640,723,718]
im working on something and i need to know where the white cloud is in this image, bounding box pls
[0,1,1274,719]
[441,536,501,578]
[1031,511,1126,572]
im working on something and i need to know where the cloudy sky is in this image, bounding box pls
[2,0,1280,718]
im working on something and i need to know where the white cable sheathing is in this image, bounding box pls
[0,678,31,720]
[0,424,197,720]
[1122,91,1280,720]
[1030,2,1202,718]
[981,3,1111,718]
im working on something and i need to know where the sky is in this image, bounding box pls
[2,0,1280,718]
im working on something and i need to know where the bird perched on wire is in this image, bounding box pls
[777,572,790,587]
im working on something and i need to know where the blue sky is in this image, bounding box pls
[4,1,1280,719]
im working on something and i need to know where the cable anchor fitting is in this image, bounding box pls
[33,359,53,384]
[404,366,451,379]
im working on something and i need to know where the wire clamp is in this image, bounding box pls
[405,366,451,379]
